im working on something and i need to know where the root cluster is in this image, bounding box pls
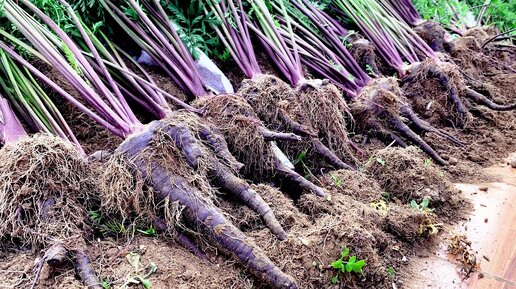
[0,134,93,248]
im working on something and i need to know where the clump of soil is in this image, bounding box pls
[449,28,515,82]
[296,83,356,165]
[195,94,276,179]
[219,184,310,233]
[0,134,94,249]
[364,146,467,220]
[239,74,355,170]
[319,169,382,203]
[249,189,437,289]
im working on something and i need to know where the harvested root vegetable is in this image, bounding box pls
[0,134,100,288]
[239,75,355,170]
[295,82,357,166]
[402,59,516,128]
[197,94,327,197]
[100,110,288,240]
[351,78,454,165]
[111,117,298,289]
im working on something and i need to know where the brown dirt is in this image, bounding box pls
[195,94,277,179]
[0,134,466,289]
[363,146,468,221]
[2,30,513,289]
[419,31,516,181]
[0,237,250,289]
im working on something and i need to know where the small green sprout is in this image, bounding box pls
[386,266,396,278]
[365,64,375,76]
[410,197,434,214]
[101,278,111,289]
[137,226,157,236]
[330,174,343,186]
[381,192,392,203]
[330,247,366,283]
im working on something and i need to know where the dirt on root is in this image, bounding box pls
[194,94,277,180]
[0,134,95,249]
[0,134,470,289]
[0,237,251,289]
[402,58,472,128]
[413,21,449,52]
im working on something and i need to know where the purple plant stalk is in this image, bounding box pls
[0,96,27,145]
[100,0,207,98]
[4,0,143,137]
[205,0,262,79]
[244,0,306,87]
[332,0,437,76]
[292,0,371,88]
[382,0,424,26]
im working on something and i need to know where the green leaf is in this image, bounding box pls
[410,200,419,209]
[348,256,357,264]
[376,157,386,166]
[421,198,430,209]
[386,266,396,277]
[141,278,151,289]
[353,260,366,272]
[331,259,343,269]
[341,247,349,259]
[331,274,339,284]
[345,262,353,272]
[294,151,307,165]
[147,262,158,274]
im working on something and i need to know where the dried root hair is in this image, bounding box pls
[402,59,473,127]
[99,112,220,236]
[195,94,276,179]
[0,134,93,248]
[238,74,298,131]
[296,83,356,164]
[320,169,383,203]
[97,154,156,227]
[351,77,404,132]
[364,146,455,203]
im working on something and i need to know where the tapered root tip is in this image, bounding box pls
[391,118,448,166]
[466,88,516,111]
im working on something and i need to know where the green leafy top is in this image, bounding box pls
[161,0,222,60]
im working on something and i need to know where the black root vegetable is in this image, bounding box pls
[238,74,355,170]
[196,94,327,197]
[114,118,298,289]
[0,134,100,288]
[351,78,452,165]
[402,59,516,128]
